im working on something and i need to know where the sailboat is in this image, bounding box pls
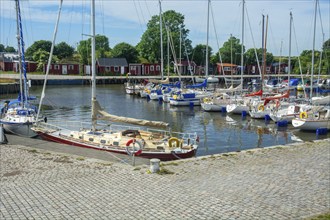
[32,0,199,161]
[292,0,330,131]
[0,0,38,138]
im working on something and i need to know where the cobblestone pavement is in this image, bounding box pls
[0,139,329,219]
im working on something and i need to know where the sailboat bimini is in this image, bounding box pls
[32,0,199,161]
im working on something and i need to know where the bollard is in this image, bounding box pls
[242,111,247,119]
[316,128,328,136]
[189,102,194,108]
[0,125,8,144]
[150,158,160,173]
[277,120,288,127]
[264,114,271,121]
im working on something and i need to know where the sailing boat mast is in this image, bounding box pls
[15,0,23,108]
[205,0,210,77]
[159,0,164,79]
[288,11,292,89]
[240,0,245,86]
[310,0,318,101]
[262,15,268,92]
[91,0,97,131]
[15,0,28,107]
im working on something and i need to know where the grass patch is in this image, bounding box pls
[76,157,85,161]
[305,213,330,220]
[97,162,112,167]
[27,149,38,153]
[0,78,17,83]
[157,168,174,175]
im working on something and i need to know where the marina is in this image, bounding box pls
[1,83,328,158]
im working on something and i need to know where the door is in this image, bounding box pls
[62,65,67,75]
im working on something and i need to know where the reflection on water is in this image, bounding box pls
[1,84,329,157]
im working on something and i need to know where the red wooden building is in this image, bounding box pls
[97,58,128,75]
[43,63,80,75]
[128,63,161,75]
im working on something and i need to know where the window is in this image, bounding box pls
[131,66,136,71]
[150,65,154,71]
[68,65,74,70]
[224,67,231,71]
[106,67,110,72]
[54,65,60,70]
[114,66,119,72]
[156,65,160,71]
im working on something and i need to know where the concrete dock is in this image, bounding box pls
[0,136,329,219]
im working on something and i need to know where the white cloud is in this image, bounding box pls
[1,0,329,56]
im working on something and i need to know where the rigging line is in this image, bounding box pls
[317,0,325,45]
[137,0,147,29]
[143,0,152,19]
[99,0,105,34]
[67,1,75,43]
[292,17,307,98]
[245,5,261,77]
[210,1,224,66]
[132,0,145,33]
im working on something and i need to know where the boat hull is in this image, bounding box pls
[292,118,330,131]
[36,131,197,161]
[2,122,38,138]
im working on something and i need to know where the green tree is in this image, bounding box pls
[137,10,192,64]
[77,34,110,65]
[25,40,52,60]
[0,44,4,52]
[112,42,138,63]
[5,46,16,52]
[32,49,58,71]
[54,42,74,60]
[244,48,273,66]
[191,44,212,67]
[219,36,244,65]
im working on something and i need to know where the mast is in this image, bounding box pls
[262,15,269,92]
[240,0,245,86]
[205,0,210,77]
[159,0,164,79]
[310,0,317,100]
[16,0,28,106]
[36,0,63,121]
[91,0,97,131]
[288,11,292,89]
[15,0,23,108]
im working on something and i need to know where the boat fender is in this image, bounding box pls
[258,105,265,111]
[300,111,308,119]
[203,97,211,103]
[126,139,143,156]
[168,137,181,149]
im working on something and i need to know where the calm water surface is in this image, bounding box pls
[2,84,328,157]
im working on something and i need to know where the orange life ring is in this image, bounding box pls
[300,111,308,119]
[258,105,265,111]
[126,139,143,156]
[168,137,182,149]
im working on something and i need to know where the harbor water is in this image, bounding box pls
[1,84,328,157]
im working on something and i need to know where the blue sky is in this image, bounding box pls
[0,0,329,57]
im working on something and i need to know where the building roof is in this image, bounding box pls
[0,52,19,62]
[97,58,128,67]
[216,63,237,67]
